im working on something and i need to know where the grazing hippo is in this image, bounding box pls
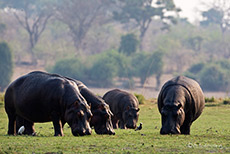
[103,89,140,129]
[4,71,92,136]
[69,79,115,135]
[157,76,205,135]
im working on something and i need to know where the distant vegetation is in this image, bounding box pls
[0,42,13,92]
[185,60,230,91]
[0,0,230,92]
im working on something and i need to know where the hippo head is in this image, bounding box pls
[122,106,140,129]
[65,101,92,136]
[160,104,185,134]
[90,103,115,135]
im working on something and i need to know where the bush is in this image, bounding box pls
[134,93,145,104]
[50,58,87,81]
[200,64,228,91]
[119,33,139,55]
[205,96,216,103]
[0,42,13,92]
[223,98,230,105]
[185,60,230,91]
[88,58,117,87]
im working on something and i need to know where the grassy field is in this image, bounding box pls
[0,95,229,154]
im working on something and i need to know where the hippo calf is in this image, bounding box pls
[157,76,205,135]
[5,71,92,136]
[103,89,140,129]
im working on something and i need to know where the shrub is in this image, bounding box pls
[0,42,13,92]
[186,60,230,91]
[134,93,145,104]
[50,58,87,81]
[223,98,230,105]
[88,58,117,87]
[119,33,139,55]
[205,96,216,103]
[87,50,130,87]
[200,64,228,91]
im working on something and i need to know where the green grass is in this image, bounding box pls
[0,96,230,153]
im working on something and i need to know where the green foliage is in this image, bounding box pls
[50,50,129,88]
[134,93,145,104]
[200,64,227,91]
[119,33,139,55]
[0,93,4,104]
[223,98,230,105]
[200,8,223,27]
[130,51,164,86]
[88,57,117,87]
[49,58,87,81]
[205,96,216,103]
[87,50,128,87]
[185,60,230,91]
[0,42,13,92]
[113,0,178,26]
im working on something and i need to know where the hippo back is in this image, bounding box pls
[158,76,205,121]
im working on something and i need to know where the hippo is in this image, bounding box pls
[157,76,205,135]
[67,79,115,135]
[4,71,92,136]
[103,89,140,129]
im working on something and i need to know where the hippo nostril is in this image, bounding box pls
[86,129,92,135]
[109,131,115,135]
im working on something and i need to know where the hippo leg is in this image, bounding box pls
[119,120,126,129]
[5,106,16,135]
[16,116,36,135]
[51,112,63,136]
[112,117,119,129]
[180,122,191,135]
[7,113,16,135]
[61,118,66,129]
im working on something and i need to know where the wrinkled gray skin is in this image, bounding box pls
[5,71,92,136]
[67,78,115,135]
[103,89,140,129]
[158,76,205,135]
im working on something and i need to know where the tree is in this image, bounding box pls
[56,0,114,54]
[200,0,230,35]
[130,51,164,89]
[0,42,13,92]
[113,0,180,50]
[119,33,139,55]
[0,0,55,65]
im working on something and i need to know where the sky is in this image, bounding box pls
[174,0,212,23]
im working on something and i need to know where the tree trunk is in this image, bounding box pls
[156,73,161,90]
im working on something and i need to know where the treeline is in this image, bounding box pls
[49,50,163,89]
